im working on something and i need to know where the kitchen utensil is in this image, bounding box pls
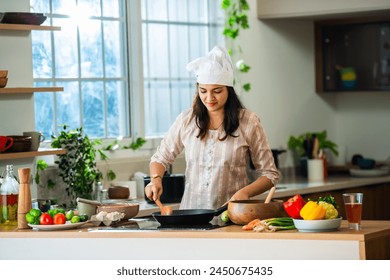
[155,199,173,215]
[108,186,130,199]
[349,166,389,177]
[312,136,319,158]
[293,217,342,232]
[264,186,276,203]
[97,203,139,220]
[0,77,8,88]
[77,201,97,218]
[0,136,13,152]
[0,70,8,78]
[0,12,47,25]
[152,204,227,226]
[17,168,32,229]
[22,131,45,151]
[228,199,288,225]
[5,135,32,153]
[28,221,88,231]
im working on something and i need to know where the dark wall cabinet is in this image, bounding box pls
[315,17,390,92]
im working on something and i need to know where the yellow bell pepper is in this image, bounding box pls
[299,201,326,220]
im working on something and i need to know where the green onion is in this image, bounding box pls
[253,217,296,232]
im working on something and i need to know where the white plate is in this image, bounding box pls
[28,221,88,231]
[293,217,342,232]
[349,167,389,177]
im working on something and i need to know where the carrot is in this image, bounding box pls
[242,219,261,230]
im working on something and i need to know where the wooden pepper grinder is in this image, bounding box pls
[17,168,32,229]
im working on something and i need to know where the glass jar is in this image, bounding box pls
[0,165,19,228]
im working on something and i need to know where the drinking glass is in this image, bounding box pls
[342,193,363,230]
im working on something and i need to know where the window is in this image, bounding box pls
[141,0,224,137]
[31,0,224,140]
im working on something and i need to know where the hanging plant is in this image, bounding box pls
[221,0,251,92]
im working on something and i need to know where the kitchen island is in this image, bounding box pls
[1,220,390,260]
[1,174,389,260]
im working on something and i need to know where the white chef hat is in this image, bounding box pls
[186,45,234,87]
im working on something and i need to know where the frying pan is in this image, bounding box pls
[152,204,227,226]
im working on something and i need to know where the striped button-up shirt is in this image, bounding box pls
[151,108,279,209]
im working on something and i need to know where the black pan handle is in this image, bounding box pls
[214,204,228,216]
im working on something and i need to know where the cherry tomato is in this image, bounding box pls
[39,213,53,225]
[53,213,66,225]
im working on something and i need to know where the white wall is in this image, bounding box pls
[0,0,34,135]
[237,0,390,166]
[0,0,36,178]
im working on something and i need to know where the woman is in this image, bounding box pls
[145,46,279,209]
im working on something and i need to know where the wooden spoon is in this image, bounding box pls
[264,186,276,204]
[155,199,173,215]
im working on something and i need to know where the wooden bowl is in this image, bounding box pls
[5,135,32,153]
[97,203,139,220]
[228,199,288,225]
[0,77,8,88]
[0,70,8,78]
[108,186,130,199]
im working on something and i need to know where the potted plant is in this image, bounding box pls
[50,125,103,206]
[35,126,146,207]
[287,130,338,176]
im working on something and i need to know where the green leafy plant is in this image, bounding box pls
[221,0,251,93]
[50,125,103,204]
[35,126,147,206]
[288,130,339,157]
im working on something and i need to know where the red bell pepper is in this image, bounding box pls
[283,194,306,219]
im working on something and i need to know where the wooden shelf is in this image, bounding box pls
[0,23,60,31]
[0,148,66,160]
[0,87,64,94]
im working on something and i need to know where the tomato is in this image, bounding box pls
[39,213,53,225]
[53,213,66,225]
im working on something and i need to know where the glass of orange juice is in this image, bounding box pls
[342,193,363,230]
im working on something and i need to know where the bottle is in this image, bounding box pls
[95,181,103,202]
[0,165,19,229]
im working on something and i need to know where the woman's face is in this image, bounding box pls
[198,84,228,113]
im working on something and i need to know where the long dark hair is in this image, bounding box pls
[192,84,245,141]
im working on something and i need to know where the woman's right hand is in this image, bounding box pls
[144,181,163,201]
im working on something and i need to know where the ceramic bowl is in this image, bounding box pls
[77,201,97,219]
[293,217,342,232]
[97,203,139,220]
